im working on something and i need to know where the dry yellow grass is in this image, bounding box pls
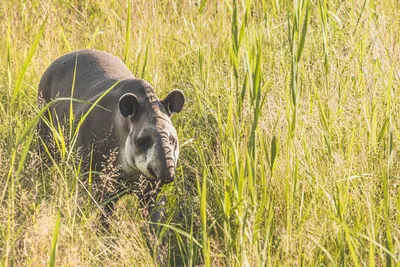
[0,0,399,266]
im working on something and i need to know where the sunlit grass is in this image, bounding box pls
[0,0,399,266]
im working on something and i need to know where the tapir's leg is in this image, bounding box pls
[133,179,166,233]
[149,195,166,233]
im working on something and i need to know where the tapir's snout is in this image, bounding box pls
[147,151,176,184]
[152,128,178,184]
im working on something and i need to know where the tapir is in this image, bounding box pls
[38,49,184,221]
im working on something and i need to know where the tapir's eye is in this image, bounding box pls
[137,136,152,151]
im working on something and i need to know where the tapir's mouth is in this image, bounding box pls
[147,166,175,184]
[162,177,174,184]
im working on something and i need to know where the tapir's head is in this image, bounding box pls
[118,83,185,184]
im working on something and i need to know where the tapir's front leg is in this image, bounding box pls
[133,178,166,233]
[149,195,166,233]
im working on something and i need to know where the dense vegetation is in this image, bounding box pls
[0,0,399,266]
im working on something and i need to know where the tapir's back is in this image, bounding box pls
[38,49,134,102]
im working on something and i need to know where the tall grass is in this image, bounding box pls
[0,0,399,266]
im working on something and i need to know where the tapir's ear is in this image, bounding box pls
[162,89,185,115]
[119,93,139,118]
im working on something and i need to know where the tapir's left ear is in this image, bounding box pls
[119,93,139,118]
[162,89,185,115]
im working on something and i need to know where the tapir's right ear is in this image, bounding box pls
[119,93,139,118]
[162,89,185,115]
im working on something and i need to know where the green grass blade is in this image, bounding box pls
[297,0,310,62]
[49,210,61,267]
[123,0,131,64]
[15,131,34,177]
[140,40,149,78]
[10,17,47,109]
[149,222,202,248]
[199,0,208,13]
[270,136,278,173]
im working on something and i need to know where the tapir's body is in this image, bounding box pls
[38,49,184,201]
[39,50,134,173]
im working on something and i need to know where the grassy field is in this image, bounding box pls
[0,0,399,266]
